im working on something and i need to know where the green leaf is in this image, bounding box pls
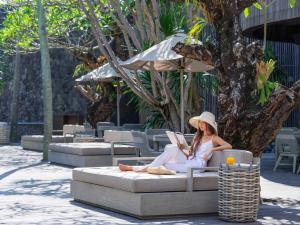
[265,84,270,98]
[290,0,296,8]
[253,2,263,10]
[243,8,250,18]
[187,16,207,42]
[258,87,266,106]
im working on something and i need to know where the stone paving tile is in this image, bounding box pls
[0,145,299,225]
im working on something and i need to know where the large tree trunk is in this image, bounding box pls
[173,0,300,156]
[86,101,115,128]
[38,0,53,161]
[9,47,21,142]
[75,82,116,128]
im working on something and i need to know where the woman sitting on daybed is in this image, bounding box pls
[119,111,232,173]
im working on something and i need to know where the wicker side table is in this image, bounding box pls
[0,122,10,144]
[218,163,260,222]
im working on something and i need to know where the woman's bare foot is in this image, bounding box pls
[137,168,148,172]
[118,164,133,171]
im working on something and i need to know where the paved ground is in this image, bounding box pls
[0,145,299,225]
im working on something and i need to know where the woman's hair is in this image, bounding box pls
[190,122,216,159]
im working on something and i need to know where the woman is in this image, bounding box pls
[119,111,232,173]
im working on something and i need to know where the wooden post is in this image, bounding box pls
[10,46,21,142]
[116,79,121,126]
[180,59,184,133]
[37,0,53,161]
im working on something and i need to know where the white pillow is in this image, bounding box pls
[147,166,176,175]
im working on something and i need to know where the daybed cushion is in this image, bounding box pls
[103,130,133,142]
[63,125,85,136]
[73,167,218,193]
[49,142,137,156]
[21,135,73,142]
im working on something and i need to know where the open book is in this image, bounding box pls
[165,131,189,148]
[166,131,190,156]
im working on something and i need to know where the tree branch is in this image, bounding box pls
[151,0,162,42]
[249,80,300,155]
[172,42,215,66]
[141,0,158,43]
[108,0,143,51]
[74,84,100,102]
[246,41,264,65]
[134,0,146,42]
[79,0,161,107]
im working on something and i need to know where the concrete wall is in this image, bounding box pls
[0,48,88,140]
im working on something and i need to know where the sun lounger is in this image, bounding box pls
[48,142,138,167]
[21,125,85,151]
[48,131,139,167]
[122,123,144,131]
[71,149,253,218]
[21,135,73,151]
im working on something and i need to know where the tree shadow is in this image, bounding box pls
[1,178,71,199]
[0,161,44,181]
[257,201,300,224]
[69,200,300,225]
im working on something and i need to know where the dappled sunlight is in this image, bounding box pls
[1,0,300,223]
[1,178,71,199]
[259,155,300,202]
[257,202,300,225]
[1,145,299,224]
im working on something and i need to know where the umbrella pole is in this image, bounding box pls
[180,68,184,133]
[116,80,120,126]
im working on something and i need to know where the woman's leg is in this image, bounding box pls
[118,164,147,172]
[119,144,187,172]
[147,144,187,167]
[164,159,206,173]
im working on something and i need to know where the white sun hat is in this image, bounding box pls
[189,111,218,134]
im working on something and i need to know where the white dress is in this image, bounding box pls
[133,139,214,173]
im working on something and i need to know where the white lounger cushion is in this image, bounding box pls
[73,167,218,193]
[22,135,72,142]
[49,143,137,156]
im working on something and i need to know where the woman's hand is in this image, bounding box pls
[177,143,190,158]
[177,143,185,150]
[202,149,213,161]
[202,153,209,161]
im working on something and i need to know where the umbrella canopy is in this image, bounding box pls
[75,62,131,82]
[121,33,213,72]
[121,33,214,133]
[76,62,131,126]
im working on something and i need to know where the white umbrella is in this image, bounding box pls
[122,33,214,132]
[76,62,131,126]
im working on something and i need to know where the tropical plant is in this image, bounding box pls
[79,0,212,132]
[256,59,277,105]
[125,69,218,129]
[263,45,285,84]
